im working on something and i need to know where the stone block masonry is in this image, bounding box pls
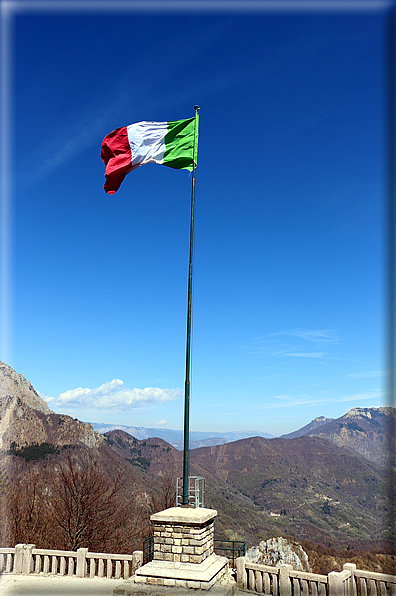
[153,516,214,565]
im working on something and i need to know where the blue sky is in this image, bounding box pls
[0,1,392,436]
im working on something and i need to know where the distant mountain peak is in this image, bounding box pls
[280,416,334,440]
[346,406,393,419]
[312,416,329,423]
[0,361,51,414]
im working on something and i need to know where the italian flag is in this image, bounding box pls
[101,117,198,194]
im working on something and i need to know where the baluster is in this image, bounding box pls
[370,580,378,596]
[353,577,359,596]
[51,555,57,575]
[318,583,326,596]
[107,558,112,579]
[272,574,279,596]
[115,560,121,579]
[264,572,270,594]
[35,554,41,574]
[43,555,49,574]
[311,582,318,596]
[359,578,368,596]
[390,583,396,596]
[123,560,129,579]
[60,557,66,575]
[89,558,95,578]
[255,570,263,593]
[0,553,4,572]
[249,569,255,591]
[293,577,301,596]
[98,558,104,578]
[68,557,74,576]
[6,553,12,573]
[301,579,309,596]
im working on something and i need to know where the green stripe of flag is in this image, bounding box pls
[163,117,198,171]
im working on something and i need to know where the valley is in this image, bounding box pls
[0,361,394,569]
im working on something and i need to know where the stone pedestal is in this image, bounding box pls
[134,507,228,590]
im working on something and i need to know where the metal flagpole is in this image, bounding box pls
[182,105,200,505]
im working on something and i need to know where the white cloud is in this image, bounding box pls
[157,420,167,426]
[338,390,382,403]
[344,371,384,379]
[46,379,182,411]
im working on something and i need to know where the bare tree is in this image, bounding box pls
[2,453,152,553]
[5,466,51,547]
[49,452,129,551]
[149,469,176,514]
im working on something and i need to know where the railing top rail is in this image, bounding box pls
[215,540,246,545]
[0,548,15,554]
[289,569,328,582]
[86,552,133,561]
[32,549,77,557]
[354,570,396,583]
[244,560,328,583]
[30,548,134,561]
[245,562,281,574]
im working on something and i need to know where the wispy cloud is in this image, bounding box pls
[270,329,339,343]
[244,328,340,360]
[338,389,381,403]
[266,395,329,409]
[264,388,382,410]
[344,371,384,379]
[285,352,326,358]
[44,379,182,411]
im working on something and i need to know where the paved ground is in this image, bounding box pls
[0,574,130,595]
[0,573,244,596]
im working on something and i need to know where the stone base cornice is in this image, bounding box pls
[134,553,228,590]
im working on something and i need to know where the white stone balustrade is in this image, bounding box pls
[2,543,396,595]
[0,547,15,574]
[0,545,143,580]
[346,563,396,596]
[236,558,396,596]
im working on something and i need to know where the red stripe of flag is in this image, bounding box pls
[100,126,132,194]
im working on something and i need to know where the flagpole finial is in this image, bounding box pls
[194,105,200,112]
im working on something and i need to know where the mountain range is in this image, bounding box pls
[0,361,394,550]
[89,423,274,449]
[90,407,394,467]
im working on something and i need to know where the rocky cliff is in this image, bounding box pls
[307,407,394,467]
[246,537,311,571]
[0,362,101,451]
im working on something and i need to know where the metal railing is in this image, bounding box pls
[214,539,246,568]
[142,535,154,565]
